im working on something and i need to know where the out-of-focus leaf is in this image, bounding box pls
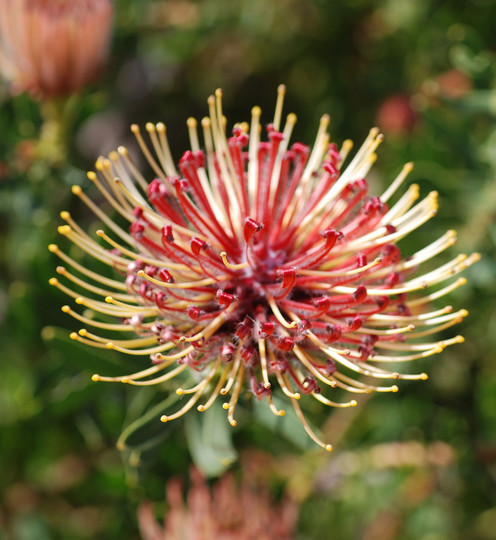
[185,402,237,477]
[450,43,495,75]
[12,513,51,540]
[456,90,496,114]
[117,392,180,452]
[253,394,316,451]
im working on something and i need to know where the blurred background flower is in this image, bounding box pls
[0,0,114,167]
[138,467,298,540]
[0,0,113,99]
[1,0,495,539]
[375,93,417,135]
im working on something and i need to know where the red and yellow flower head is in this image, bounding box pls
[50,86,478,450]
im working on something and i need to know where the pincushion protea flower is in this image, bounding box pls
[49,86,478,450]
[0,0,113,98]
[138,469,297,540]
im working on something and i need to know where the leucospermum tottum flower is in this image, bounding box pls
[0,0,113,98]
[49,86,479,450]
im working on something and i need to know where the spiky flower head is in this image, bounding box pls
[50,86,478,450]
[0,0,113,98]
[138,469,297,540]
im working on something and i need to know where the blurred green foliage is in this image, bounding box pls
[1,0,496,539]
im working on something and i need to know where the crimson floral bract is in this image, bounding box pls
[50,87,478,450]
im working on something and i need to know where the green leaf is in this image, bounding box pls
[252,394,316,451]
[117,392,180,452]
[185,403,238,478]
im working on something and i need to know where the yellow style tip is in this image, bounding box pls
[287,112,297,124]
[320,113,331,126]
[160,415,168,423]
[71,185,82,196]
[91,374,101,382]
[325,444,333,452]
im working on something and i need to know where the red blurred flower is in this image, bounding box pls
[434,69,473,100]
[376,93,417,135]
[50,86,477,450]
[138,469,298,540]
[0,0,113,98]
